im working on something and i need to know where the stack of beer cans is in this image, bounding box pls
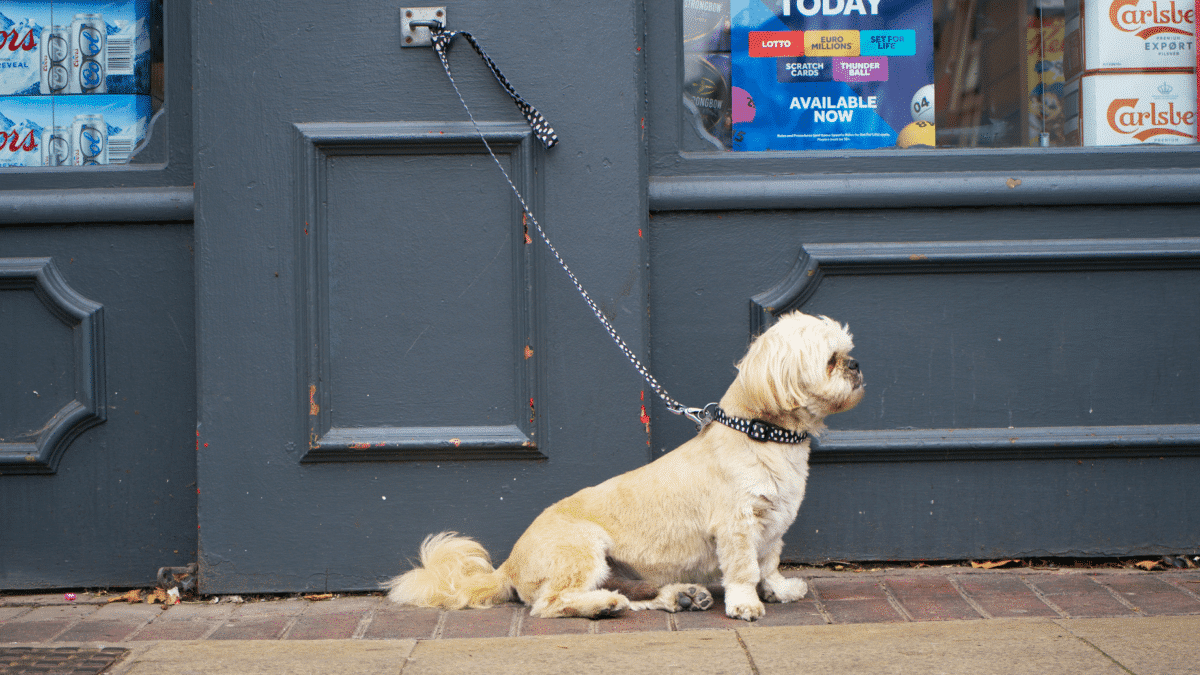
[1064,0,1197,146]
[0,0,152,166]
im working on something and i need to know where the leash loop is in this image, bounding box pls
[423,26,711,430]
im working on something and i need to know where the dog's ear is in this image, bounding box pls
[732,324,814,416]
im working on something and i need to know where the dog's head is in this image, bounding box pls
[722,312,864,432]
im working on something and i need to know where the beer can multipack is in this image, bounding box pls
[0,0,152,96]
[0,93,150,166]
[1064,70,1196,145]
[1064,0,1195,75]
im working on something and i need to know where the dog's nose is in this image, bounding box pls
[846,359,859,371]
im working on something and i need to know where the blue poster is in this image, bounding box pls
[730,0,934,150]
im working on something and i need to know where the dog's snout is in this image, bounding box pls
[846,359,859,372]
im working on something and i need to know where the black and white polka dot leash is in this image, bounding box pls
[430,29,557,149]
[422,23,723,432]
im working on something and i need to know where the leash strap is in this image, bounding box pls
[431,30,558,149]
[425,26,715,430]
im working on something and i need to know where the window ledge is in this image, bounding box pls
[0,187,194,225]
[649,168,1200,211]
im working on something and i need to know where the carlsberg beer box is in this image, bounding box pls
[0,0,151,96]
[1064,0,1196,76]
[1064,71,1197,144]
[730,0,935,150]
[0,93,150,166]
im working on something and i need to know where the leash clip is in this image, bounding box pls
[678,402,719,432]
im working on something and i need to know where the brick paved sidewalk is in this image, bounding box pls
[2,569,1198,645]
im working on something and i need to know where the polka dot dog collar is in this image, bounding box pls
[711,407,809,444]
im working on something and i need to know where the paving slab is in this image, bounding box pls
[110,640,417,675]
[1056,615,1200,675]
[440,605,517,639]
[517,608,593,637]
[1095,575,1200,616]
[593,607,671,633]
[0,604,99,642]
[737,619,1130,675]
[207,599,308,641]
[0,593,107,607]
[0,607,30,621]
[285,597,379,640]
[129,603,238,641]
[884,576,982,622]
[1026,574,1135,618]
[954,574,1060,618]
[402,630,751,675]
[54,602,165,643]
[812,578,904,624]
[359,605,440,640]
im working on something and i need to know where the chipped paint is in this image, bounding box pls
[909,254,929,261]
[449,438,461,447]
[309,384,319,415]
[524,345,534,359]
[640,390,651,442]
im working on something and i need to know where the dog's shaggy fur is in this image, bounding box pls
[385,312,864,621]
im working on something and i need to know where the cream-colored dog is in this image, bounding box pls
[385,311,864,621]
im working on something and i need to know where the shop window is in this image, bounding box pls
[0,0,163,167]
[683,0,1196,150]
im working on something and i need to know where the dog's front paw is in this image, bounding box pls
[760,576,808,603]
[724,585,765,621]
[675,585,714,612]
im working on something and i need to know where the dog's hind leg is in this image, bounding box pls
[532,589,631,618]
[627,583,714,613]
[512,520,633,619]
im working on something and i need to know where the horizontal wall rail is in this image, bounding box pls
[649,169,1200,211]
[0,187,194,224]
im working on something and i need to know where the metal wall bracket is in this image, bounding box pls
[401,7,446,47]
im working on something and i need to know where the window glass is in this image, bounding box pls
[682,0,1196,150]
[0,0,162,167]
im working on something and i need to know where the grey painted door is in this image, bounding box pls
[193,1,653,592]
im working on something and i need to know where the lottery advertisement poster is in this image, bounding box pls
[730,0,934,150]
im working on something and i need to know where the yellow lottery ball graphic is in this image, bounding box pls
[897,120,935,148]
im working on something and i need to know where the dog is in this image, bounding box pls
[385,311,864,621]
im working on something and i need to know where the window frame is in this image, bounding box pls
[647,0,1200,209]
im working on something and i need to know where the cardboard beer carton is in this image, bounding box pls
[0,0,151,96]
[0,93,150,166]
[1065,0,1196,77]
[1065,70,1197,144]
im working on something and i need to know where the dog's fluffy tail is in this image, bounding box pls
[385,532,514,610]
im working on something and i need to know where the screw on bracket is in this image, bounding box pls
[401,7,446,48]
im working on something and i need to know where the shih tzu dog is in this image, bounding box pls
[386,311,864,621]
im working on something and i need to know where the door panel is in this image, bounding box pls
[0,225,197,588]
[297,123,543,463]
[195,2,650,592]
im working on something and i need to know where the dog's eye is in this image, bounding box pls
[827,354,839,374]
